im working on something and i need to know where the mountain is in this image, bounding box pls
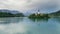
[0,9,24,17]
[0,9,20,14]
[48,10,60,17]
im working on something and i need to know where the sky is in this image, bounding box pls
[0,0,60,13]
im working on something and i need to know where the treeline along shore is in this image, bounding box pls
[0,9,60,18]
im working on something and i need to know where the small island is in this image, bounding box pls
[28,10,50,18]
[28,10,60,18]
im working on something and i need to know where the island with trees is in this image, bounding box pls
[28,10,60,18]
[28,10,50,19]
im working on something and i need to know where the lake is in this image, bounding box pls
[0,17,60,34]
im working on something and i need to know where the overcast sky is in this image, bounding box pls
[0,0,60,13]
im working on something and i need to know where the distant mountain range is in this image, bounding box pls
[48,10,60,17]
[0,9,20,14]
[0,9,24,17]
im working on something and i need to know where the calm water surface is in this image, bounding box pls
[0,17,60,34]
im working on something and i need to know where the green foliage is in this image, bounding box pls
[48,10,60,17]
[0,12,24,17]
[28,13,50,18]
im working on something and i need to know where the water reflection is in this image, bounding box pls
[0,17,60,34]
[48,17,60,24]
[0,17,40,34]
[28,18,49,25]
[28,18,48,22]
[0,17,23,24]
[52,17,60,23]
[0,17,50,24]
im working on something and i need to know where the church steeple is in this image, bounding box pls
[38,9,39,12]
[35,9,40,15]
[37,9,40,14]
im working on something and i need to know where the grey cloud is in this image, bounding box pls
[0,0,59,13]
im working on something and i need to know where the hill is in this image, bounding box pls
[48,10,60,17]
[0,9,24,17]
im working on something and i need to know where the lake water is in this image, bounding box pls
[0,17,60,34]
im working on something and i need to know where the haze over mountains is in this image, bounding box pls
[0,9,20,14]
[0,9,24,17]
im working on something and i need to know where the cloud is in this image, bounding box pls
[0,0,60,13]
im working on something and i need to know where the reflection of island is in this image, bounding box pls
[28,17,48,25]
[0,17,23,24]
[28,17,48,22]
